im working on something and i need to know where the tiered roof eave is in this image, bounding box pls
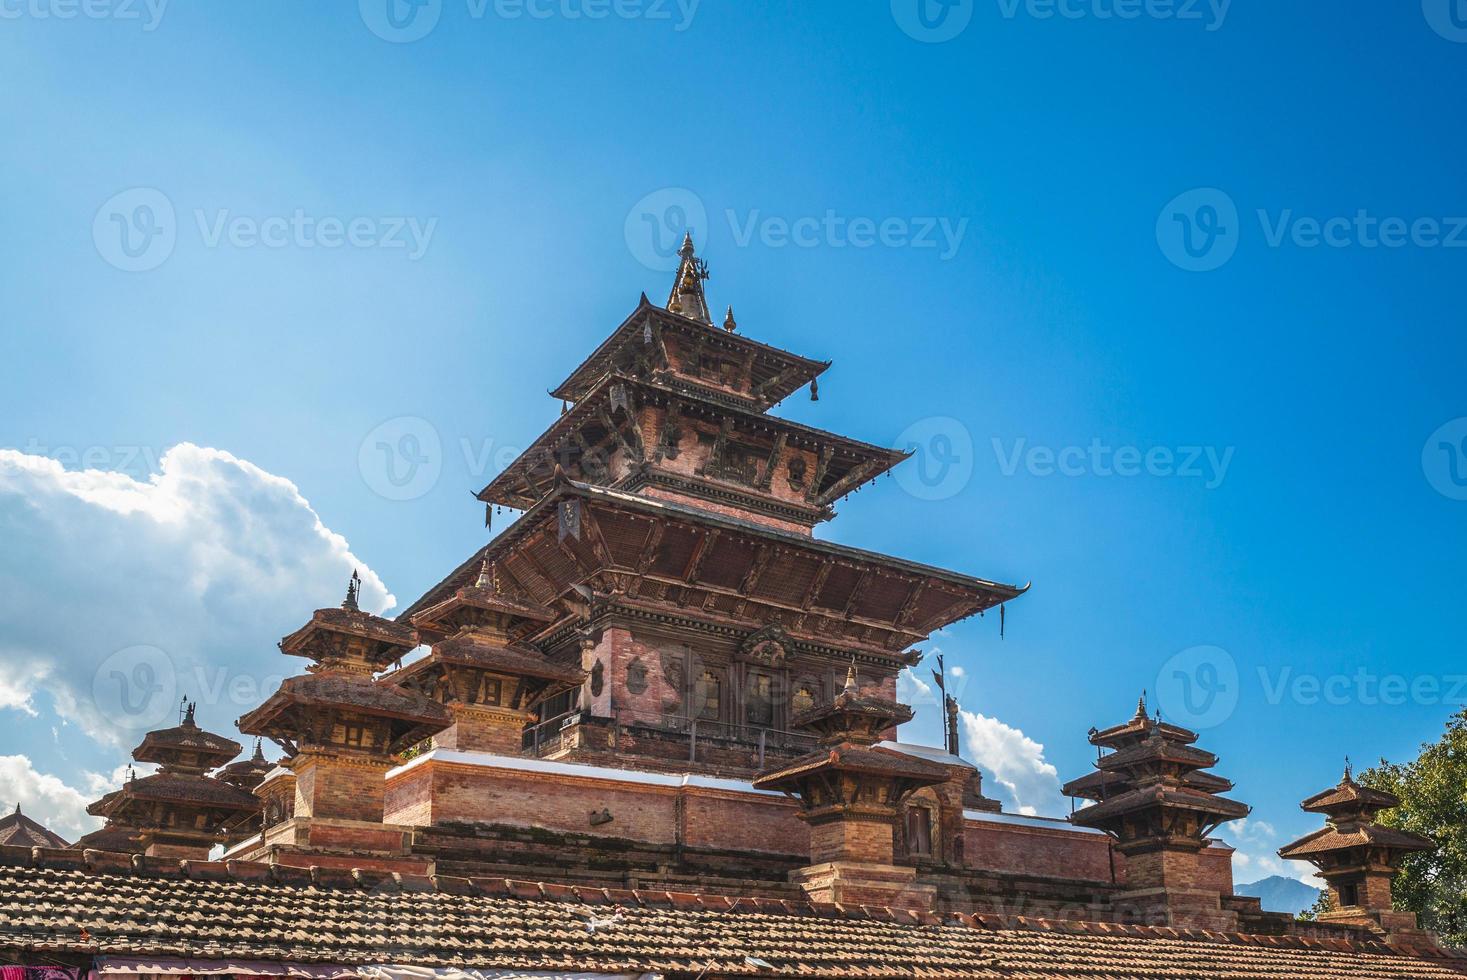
[548,295,831,409]
[399,477,1028,655]
[478,370,910,513]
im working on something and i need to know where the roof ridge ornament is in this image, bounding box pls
[724,305,737,333]
[343,570,362,611]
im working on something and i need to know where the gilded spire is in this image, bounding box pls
[475,551,498,591]
[666,231,711,323]
[724,305,737,333]
[843,659,859,696]
[1134,691,1148,720]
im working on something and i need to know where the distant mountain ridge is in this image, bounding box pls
[1236,875,1321,915]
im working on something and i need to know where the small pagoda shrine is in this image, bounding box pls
[390,554,582,754]
[236,573,451,861]
[217,738,272,792]
[755,664,950,906]
[1279,764,1432,939]
[78,703,260,859]
[1063,695,1250,929]
[0,804,70,849]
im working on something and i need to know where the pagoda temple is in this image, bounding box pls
[77,702,260,859]
[17,237,1457,979]
[1062,695,1251,929]
[1279,764,1433,938]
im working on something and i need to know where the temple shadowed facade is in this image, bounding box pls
[26,239,1455,978]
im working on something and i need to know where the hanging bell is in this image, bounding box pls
[810,377,820,402]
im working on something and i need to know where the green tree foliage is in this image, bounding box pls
[1298,891,1335,922]
[1359,708,1467,945]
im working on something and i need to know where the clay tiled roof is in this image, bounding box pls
[280,607,419,665]
[1301,779,1402,814]
[133,719,242,768]
[1071,783,1251,827]
[1095,735,1220,773]
[755,744,952,791]
[0,810,69,849]
[1062,768,1233,801]
[86,773,260,817]
[0,847,1464,978]
[1278,824,1434,859]
[397,634,584,685]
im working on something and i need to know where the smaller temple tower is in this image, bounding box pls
[755,665,950,907]
[1279,765,1432,940]
[390,555,582,754]
[79,703,260,859]
[237,574,451,862]
[1063,696,1249,929]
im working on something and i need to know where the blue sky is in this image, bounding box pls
[2,1,1465,879]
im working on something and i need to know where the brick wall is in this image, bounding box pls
[963,816,1117,884]
[293,754,390,822]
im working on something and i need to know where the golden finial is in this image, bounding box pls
[843,659,859,696]
[724,305,737,333]
[679,231,696,259]
[1134,691,1148,720]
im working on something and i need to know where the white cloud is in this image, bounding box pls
[0,754,113,841]
[898,667,936,708]
[959,709,1065,817]
[0,444,392,749]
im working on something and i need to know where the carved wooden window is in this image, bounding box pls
[343,724,367,747]
[481,676,503,707]
[745,673,774,727]
[696,669,722,721]
[722,445,759,485]
[906,807,933,857]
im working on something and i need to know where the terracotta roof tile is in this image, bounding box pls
[0,848,1463,977]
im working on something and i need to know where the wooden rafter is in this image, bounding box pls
[683,529,720,582]
[802,560,834,610]
[805,445,835,503]
[756,432,787,491]
[814,454,893,507]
